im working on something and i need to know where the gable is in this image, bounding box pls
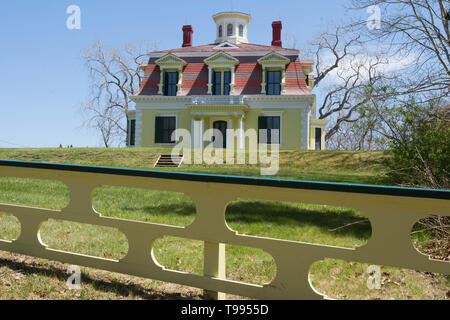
[257,52,291,66]
[204,51,239,66]
[155,53,187,67]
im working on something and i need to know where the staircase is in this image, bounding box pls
[154,155,184,168]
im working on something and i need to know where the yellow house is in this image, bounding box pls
[128,12,328,150]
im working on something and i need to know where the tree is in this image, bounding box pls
[310,0,449,148]
[350,0,449,96]
[309,26,395,141]
[80,40,152,147]
[383,100,449,189]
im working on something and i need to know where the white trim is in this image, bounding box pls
[135,110,143,147]
[190,111,245,116]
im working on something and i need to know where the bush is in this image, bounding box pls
[384,105,449,189]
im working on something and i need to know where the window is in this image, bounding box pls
[227,24,233,36]
[155,117,176,144]
[266,71,281,95]
[239,25,244,37]
[163,72,179,96]
[218,25,223,37]
[315,128,322,150]
[128,119,136,146]
[258,116,281,144]
[212,70,231,95]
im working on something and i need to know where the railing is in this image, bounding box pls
[190,95,245,106]
[0,159,448,300]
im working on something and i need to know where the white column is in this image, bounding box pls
[261,66,266,94]
[199,118,204,149]
[158,67,164,95]
[238,116,244,149]
[191,119,195,148]
[231,66,235,93]
[227,118,234,150]
[207,66,213,94]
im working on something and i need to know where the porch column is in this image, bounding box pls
[199,117,205,149]
[227,117,234,150]
[191,119,195,148]
[238,116,245,149]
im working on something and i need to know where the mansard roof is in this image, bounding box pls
[150,42,301,58]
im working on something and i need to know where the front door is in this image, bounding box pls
[212,121,227,148]
[315,128,322,150]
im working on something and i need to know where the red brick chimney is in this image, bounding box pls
[271,21,282,47]
[182,25,193,47]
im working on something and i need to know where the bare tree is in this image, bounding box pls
[309,0,449,147]
[309,26,395,141]
[80,40,152,147]
[349,0,450,95]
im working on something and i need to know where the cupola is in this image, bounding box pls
[213,12,251,44]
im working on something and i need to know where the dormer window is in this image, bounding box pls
[155,54,187,96]
[239,25,244,37]
[227,24,233,36]
[218,25,223,38]
[163,72,179,96]
[257,52,290,95]
[266,71,281,95]
[204,52,239,95]
[212,71,231,95]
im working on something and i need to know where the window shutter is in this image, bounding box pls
[155,117,163,143]
[258,117,267,143]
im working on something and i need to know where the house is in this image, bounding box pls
[128,12,328,150]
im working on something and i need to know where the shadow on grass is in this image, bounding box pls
[226,200,372,240]
[0,256,202,300]
[121,200,371,240]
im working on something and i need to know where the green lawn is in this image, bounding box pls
[0,148,448,300]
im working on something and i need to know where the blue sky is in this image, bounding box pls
[0,0,363,148]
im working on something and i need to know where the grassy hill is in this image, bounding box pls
[0,148,448,300]
[0,148,388,185]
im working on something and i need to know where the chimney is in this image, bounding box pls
[182,25,194,47]
[271,21,282,47]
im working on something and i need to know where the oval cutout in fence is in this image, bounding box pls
[39,220,128,260]
[152,236,204,275]
[92,186,196,227]
[309,258,449,300]
[0,177,70,210]
[226,244,276,286]
[0,212,21,241]
[411,215,449,261]
[225,199,372,249]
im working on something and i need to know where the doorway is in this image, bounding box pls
[212,121,227,148]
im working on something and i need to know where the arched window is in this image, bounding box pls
[239,25,244,37]
[218,25,223,37]
[227,24,233,37]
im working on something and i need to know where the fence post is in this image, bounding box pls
[203,241,226,300]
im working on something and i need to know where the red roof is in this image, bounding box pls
[150,42,301,56]
[136,42,313,96]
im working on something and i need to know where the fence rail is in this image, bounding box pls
[0,159,448,300]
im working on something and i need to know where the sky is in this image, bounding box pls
[0,0,365,148]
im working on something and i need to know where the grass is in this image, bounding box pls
[0,148,448,300]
